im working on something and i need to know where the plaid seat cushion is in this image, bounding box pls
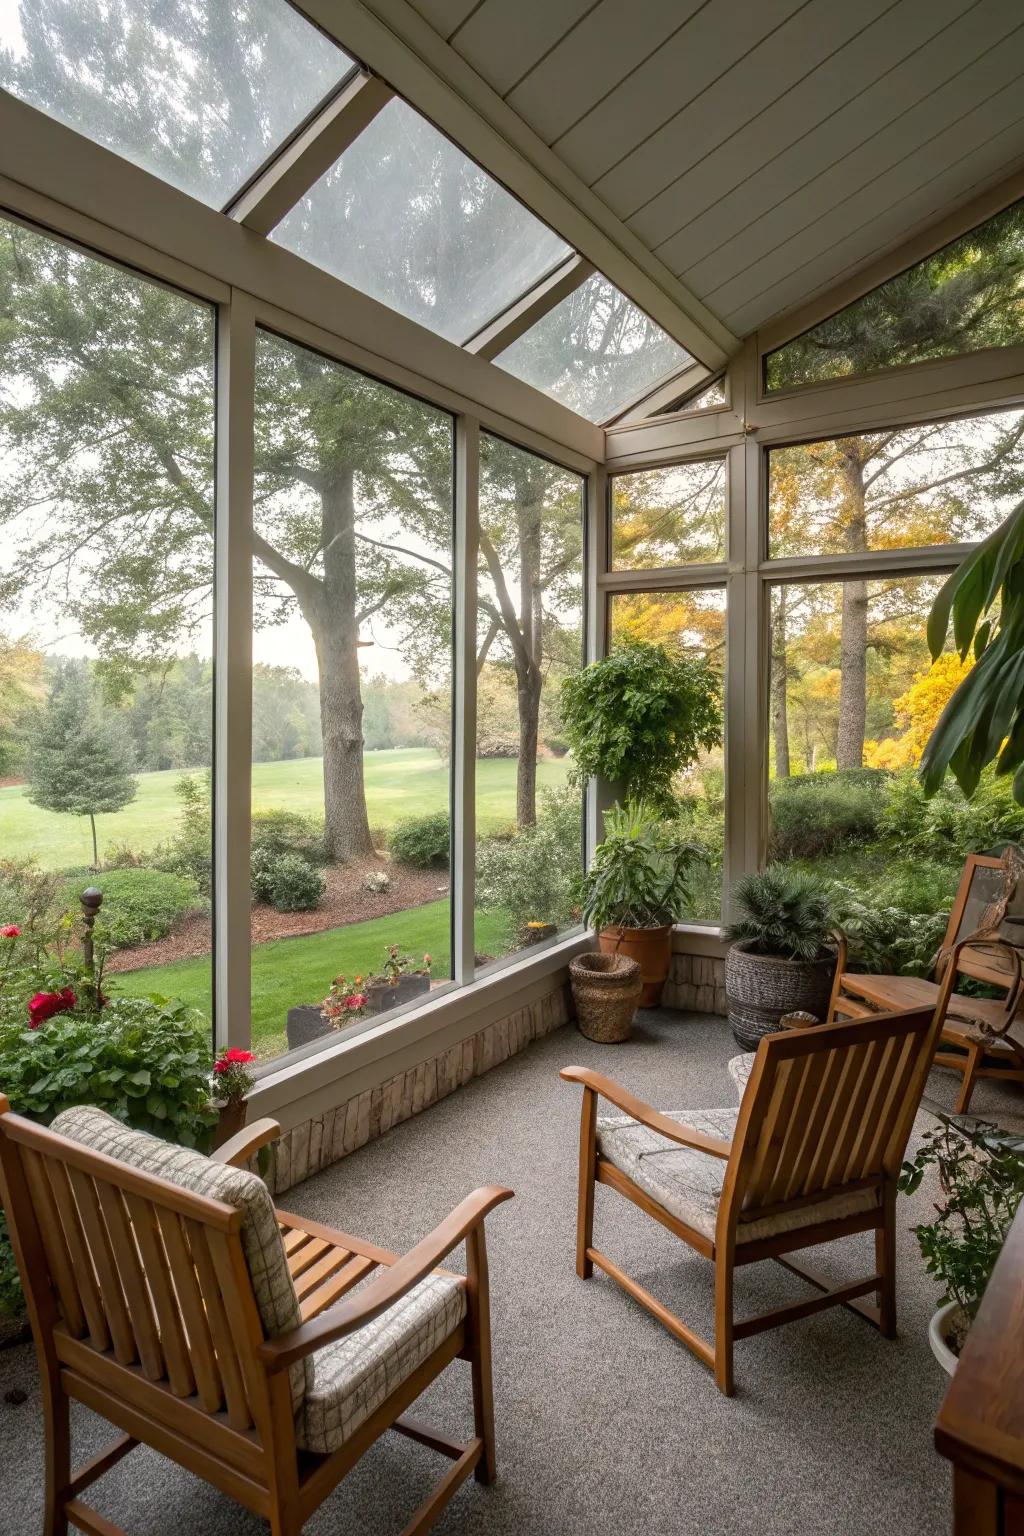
[51,1105,310,1410]
[298,1272,466,1454]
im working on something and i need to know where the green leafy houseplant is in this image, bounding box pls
[560,640,722,809]
[726,866,833,960]
[899,1116,1024,1355]
[583,801,704,932]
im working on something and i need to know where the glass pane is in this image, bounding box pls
[611,460,726,570]
[767,574,967,933]
[768,410,1024,559]
[474,436,585,972]
[0,0,351,207]
[607,589,726,922]
[0,217,215,1038]
[272,97,570,344]
[252,331,454,1064]
[496,272,692,423]
[765,199,1024,391]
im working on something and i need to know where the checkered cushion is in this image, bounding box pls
[597,1106,879,1243]
[298,1272,467,1454]
[727,1053,755,1099]
[51,1106,310,1410]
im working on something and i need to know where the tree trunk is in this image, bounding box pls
[836,446,869,771]
[516,672,542,828]
[771,588,791,778]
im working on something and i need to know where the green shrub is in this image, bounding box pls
[251,808,327,866]
[251,849,325,912]
[388,811,450,869]
[881,766,1024,857]
[476,786,583,935]
[153,773,212,896]
[769,769,887,859]
[82,868,203,948]
[727,865,833,960]
[829,889,948,976]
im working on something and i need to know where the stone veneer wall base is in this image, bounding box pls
[662,952,727,1017]
[263,979,574,1195]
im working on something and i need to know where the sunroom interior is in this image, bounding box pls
[2,2,1024,1533]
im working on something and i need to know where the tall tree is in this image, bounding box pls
[26,661,136,868]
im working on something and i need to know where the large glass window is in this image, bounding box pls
[611,460,726,570]
[607,588,726,921]
[251,332,454,1062]
[474,436,585,971]
[0,0,352,207]
[272,97,570,344]
[0,217,215,1028]
[496,273,692,423]
[768,411,1024,560]
[765,199,1024,391]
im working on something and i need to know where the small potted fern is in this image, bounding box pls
[725,866,835,1048]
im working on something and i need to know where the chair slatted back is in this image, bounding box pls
[0,1101,264,1435]
[719,1007,939,1235]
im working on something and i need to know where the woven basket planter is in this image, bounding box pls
[570,952,643,1043]
[725,938,834,1050]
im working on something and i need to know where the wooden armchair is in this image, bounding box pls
[0,1097,512,1536]
[561,1002,945,1396]
[829,853,1024,1112]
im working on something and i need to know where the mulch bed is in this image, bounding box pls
[105,855,449,972]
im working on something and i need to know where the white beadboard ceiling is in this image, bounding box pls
[405,0,1024,339]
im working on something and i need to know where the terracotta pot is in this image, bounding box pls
[213,1097,248,1150]
[598,924,674,1007]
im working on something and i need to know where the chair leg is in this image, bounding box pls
[42,1377,70,1536]
[466,1225,497,1485]
[576,1088,597,1281]
[875,1204,897,1340]
[954,1042,984,1115]
[714,1253,735,1398]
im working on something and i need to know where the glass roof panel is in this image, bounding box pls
[0,0,352,208]
[272,98,571,344]
[495,273,692,422]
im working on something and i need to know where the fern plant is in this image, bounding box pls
[726,865,832,960]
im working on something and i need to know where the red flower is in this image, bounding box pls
[28,988,76,1029]
[214,1047,255,1074]
[345,993,367,1011]
[1,925,19,939]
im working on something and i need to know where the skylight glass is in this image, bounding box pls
[272,97,571,344]
[495,273,692,422]
[0,0,353,208]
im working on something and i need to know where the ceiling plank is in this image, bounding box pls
[450,0,598,99]
[405,0,480,40]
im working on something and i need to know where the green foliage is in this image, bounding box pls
[152,773,212,897]
[388,810,450,869]
[476,785,583,935]
[84,868,202,948]
[829,890,948,976]
[883,765,1024,855]
[769,769,887,859]
[250,849,325,912]
[251,808,327,866]
[560,640,721,809]
[727,865,833,961]
[921,495,1024,803]
[899,1116,1024,1319]
[582,800,705,931]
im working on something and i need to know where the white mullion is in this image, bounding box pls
[452,417,480,988]
[585,466,609,865]
[214,290,256,1050]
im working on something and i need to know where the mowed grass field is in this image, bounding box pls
[113,900,513,1059]
[0,748,572,867]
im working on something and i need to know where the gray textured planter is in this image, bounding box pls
[725,938,834,1050]
[365,973,431,1014]
[286,1005,332,1052]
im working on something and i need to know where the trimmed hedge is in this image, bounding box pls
[388,811,450,869]
[768,769,888,860]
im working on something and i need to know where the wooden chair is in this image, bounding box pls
[829,853,1024,1113]
[0,1097,512,1535]
[561,1001,946,1396]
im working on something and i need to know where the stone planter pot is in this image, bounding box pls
[365,973,432,1015]
[929,1300,968,1376]
[286,1004,333,1052]
[212,1097,248,1151]
[725,939,834,1050]
[598,924,673,1007]
[570,951,642,1043]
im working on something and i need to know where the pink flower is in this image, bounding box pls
[345,992,367,1011]
[28,988,76,1028]
[0,925,19,939]
[214,1047,256,1074]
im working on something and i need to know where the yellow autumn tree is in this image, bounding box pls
[864,651,973,769]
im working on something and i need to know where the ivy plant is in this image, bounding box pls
[560,640,721,810]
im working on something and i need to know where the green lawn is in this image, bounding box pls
[0,748,571,868]
[113,899,514,1060]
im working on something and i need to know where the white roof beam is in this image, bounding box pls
[464,254,593,361]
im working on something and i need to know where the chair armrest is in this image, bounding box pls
[210,1117,281,1169]
[257,1184,513,1374]
[559,1066,732,1159]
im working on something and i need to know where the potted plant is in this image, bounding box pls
[211,1046,257,1148]
[364,945,433,1014]
[724,865,835,1048]
[583,800,705,1006]
[287,971,369,1051]
[899,1115,1024,1374]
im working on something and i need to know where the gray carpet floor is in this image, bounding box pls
[2,1009,1019,1536]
